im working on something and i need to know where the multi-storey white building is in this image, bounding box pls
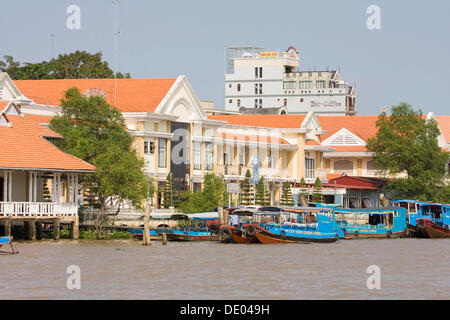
[225,46,356,115]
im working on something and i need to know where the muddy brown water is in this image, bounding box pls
[0,239,448,299]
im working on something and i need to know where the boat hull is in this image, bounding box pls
[254,226,338,243]
[166,232,219,241]
[230,228,259,244]
[417,219,450,238]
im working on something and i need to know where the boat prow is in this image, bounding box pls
[0,236,19,255]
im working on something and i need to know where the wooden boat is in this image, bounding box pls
[253,208,341,243]
[416,203,450,238]
[335,207,407,239]
[166,229,219,241]
[392,200,429,237]
[0,236,19,254]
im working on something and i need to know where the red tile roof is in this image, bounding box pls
[208,114,306,128]
[14,78,177,113]
[436,116,450,143]
[0,115,96,172]
[329,146,369,153]
[24,114,54,125]
[305,140,320,146]
[220,132,290,145]
[318,116,379,141]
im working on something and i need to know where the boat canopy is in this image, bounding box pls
[335,207,401,215]
[188,212,219,220]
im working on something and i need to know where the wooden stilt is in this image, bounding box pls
[142,203,151,246]
[53,219,60,240]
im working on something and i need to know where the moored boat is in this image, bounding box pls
[0,236,19,254]
[252,207,342,243]
[334,207,407,239]
[392,200,428,237]
[416,203,450,238]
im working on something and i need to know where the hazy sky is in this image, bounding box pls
[1,0,449,115]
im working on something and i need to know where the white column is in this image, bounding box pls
[33,172,37,202]
[67,174,71,203]
[3,171,7,201]
[28,172,33,202]
[74,174,79,204]
[57,173,62,202]
[8,171,12,202]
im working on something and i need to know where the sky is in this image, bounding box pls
[1,0,449,115]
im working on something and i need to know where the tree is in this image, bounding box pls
[312,177,324,204]
[298,177,308,206]
[179,173,227,213]
[0,51,130,80]
[50,87,153,238]
[255,177,271,206]
[162,173,175,208]
[280,181,294,206]
[240,169,253,205]
[367,103,449,202]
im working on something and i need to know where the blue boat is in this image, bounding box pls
[252,207,342,243]
[392,200,429,237]
[334,207,407,239]
[416,203,450,238]
[0,236,19,254]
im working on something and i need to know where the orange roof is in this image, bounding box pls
[318,116,379,141]
[326,173,342,180]
[0,101,10,109]
[14,78,177,113]
[208,114,306,128]
[24,114,54,125]
[305,140,320,146]
[330,146,368,153]
[220,132,290,145]
[436,116,450,143]
[0,115,95,172]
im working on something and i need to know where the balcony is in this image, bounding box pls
[0,202,78,217]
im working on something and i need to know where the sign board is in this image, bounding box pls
[227,183,241,194]
[260,51,279,58]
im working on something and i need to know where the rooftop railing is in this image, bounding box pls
[0,202,78,217]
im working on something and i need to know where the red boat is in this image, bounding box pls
[219,224,259,244]
[416,218,450,238]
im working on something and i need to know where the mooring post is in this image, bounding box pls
[53,219,60,240]
[218,206,224,242]
[161,232,168,245]
[70,216,79,239]
[142,203,151,246]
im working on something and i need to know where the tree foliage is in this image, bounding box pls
[179,173,227,213]
[240,169,253,205]
[50,88,153,236]
[312,177,324,204]
[0,51,130,80]
[255,176,271,206]
[367,103,449,202]
[280,181,294,206]
[162,173,175,208]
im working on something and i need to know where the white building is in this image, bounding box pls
[224,46,357,116]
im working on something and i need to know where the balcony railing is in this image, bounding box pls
[0,202,78,217]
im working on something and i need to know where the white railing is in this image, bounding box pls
[0,202,78,217]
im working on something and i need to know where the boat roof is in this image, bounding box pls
[392,200,428,204]
[188,212,219,220]
[335,207,404,215]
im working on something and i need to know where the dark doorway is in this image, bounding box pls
[170,121,190,193]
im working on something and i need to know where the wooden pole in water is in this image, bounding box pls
[143,203,151,246]
[218,206,224,242]
[161,232,168,245]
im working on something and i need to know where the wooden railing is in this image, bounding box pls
[0,202,78,217]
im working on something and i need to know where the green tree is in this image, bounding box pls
[298,177,308,206]
[280,181,294,206]
[0,51,130,80]
[367,103,449,201]
[240,169,253,206]
[179,173,227,213]
[50,87,153,237]
[255,176,271,206]
[312,177,324,204]
[163,173,175,208]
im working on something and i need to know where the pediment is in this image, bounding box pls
[322,128,366,146]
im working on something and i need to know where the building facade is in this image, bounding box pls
[224,46,356,115]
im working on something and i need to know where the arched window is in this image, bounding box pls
[367,160,376,171]
[333,160,354,174]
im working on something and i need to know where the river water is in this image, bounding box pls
[0,239,448,300]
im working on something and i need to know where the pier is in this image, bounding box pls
[0,201,79,240]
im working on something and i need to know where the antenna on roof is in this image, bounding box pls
[113,0,120,107]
